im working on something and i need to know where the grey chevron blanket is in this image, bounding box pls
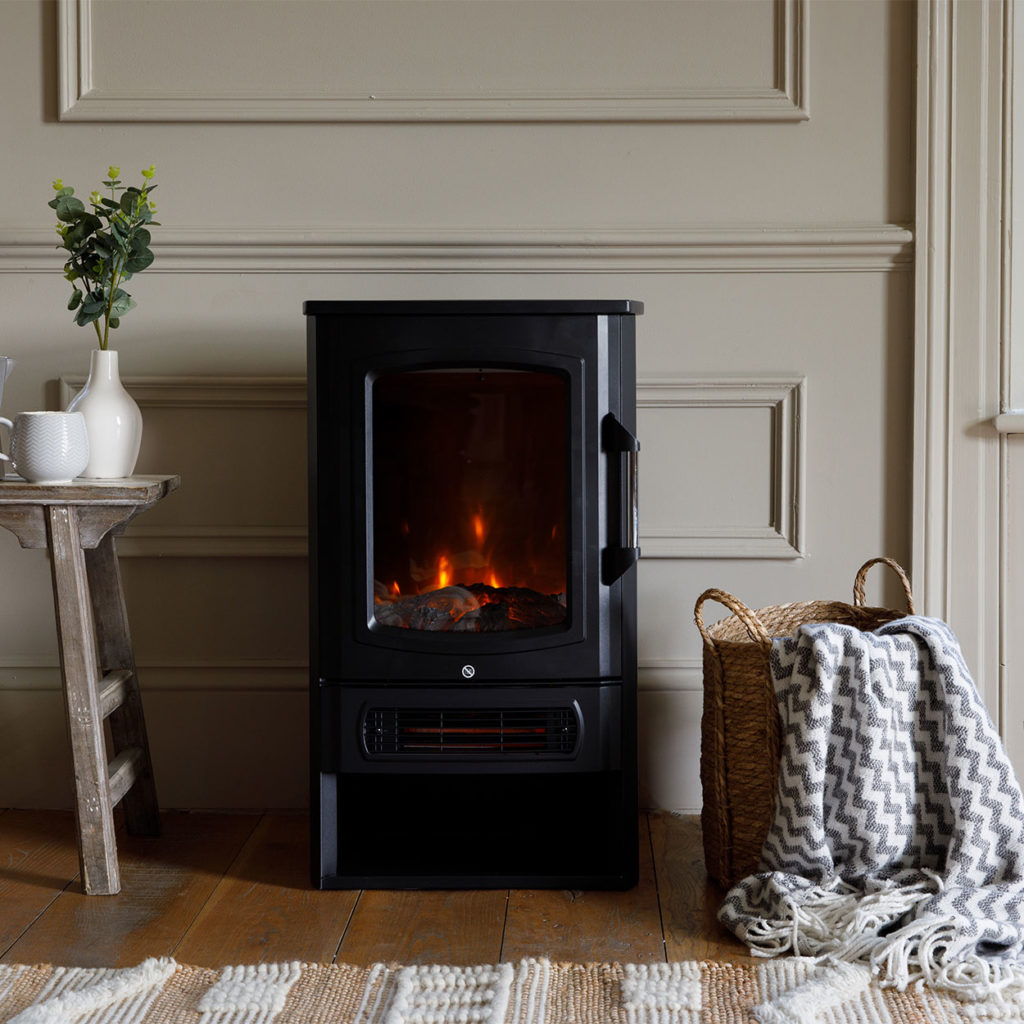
[719,616,1024,997]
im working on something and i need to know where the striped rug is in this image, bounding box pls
[0,955,1014,1023]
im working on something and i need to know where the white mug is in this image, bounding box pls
[0,411,90,484]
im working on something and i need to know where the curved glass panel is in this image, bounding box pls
[372,368,567,632]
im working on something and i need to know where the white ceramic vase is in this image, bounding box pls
[66,349,142,479]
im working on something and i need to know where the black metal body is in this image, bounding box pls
[305,300,641,889]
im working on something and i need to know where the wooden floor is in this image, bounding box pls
[0,810,752,968]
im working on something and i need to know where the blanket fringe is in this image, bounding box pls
[742,878,1024,1001]
[740,878,933,963]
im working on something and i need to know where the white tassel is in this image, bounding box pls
[739,878,934,967]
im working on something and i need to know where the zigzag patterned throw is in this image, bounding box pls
[719,616,1024,998]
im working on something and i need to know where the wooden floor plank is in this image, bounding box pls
[648,812,753,963]
[499,817,665,963]
[2,811,259,967]
[0,811,759,967]
[337,889,508,966]
[174,813,358,966]
[0,810,81,957]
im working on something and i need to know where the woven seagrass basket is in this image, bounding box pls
[693,556,915,889]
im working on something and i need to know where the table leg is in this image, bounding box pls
[86,533,160,836]
[46,505,120,896]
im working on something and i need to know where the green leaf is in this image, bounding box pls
[125,250,154,274]
[54,195,86,222]
[109,292,136,318]
[119,188,141,213]
[75,306,103,327]
[109,318,120,329]
[132,228,151,251]
[67,289,83,311]
[100,197,120,210]
[66,221,91,247]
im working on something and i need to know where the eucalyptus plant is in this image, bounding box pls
[50,165,159,350]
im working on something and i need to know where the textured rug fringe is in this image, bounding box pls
[752,960,872,1024]
[8,956,176,1024]
[0,956,1018,1023]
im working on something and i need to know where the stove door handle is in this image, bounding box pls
[601,414,640,585]
[626,447,639,549]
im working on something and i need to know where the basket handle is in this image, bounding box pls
[852,557,915,614]
[694,588,773,650]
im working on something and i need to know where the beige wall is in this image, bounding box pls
[0,0,915,811]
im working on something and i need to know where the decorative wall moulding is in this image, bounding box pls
[637,376,807,558]
[4,226,915,275]
[58,0,808,123]
[58,374,306,558]
[113,526,308,559]
[0,664,308,699]
[58,374,307,410]
[0,660,691,694]
[637,658,703,693]
[53,373,806,561]
[993,413,1024,434]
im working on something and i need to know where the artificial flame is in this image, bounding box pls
[381,507,564,601]
[437,555,452,589]
[411,508,508,594]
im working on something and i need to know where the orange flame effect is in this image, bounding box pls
[378,507,564,602]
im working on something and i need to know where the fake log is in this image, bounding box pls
[374,582,567,632]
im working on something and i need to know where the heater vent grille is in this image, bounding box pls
[362,706,581,759]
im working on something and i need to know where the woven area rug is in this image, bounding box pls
[1,955,1020,1024]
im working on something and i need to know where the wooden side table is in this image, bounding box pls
[0,475,179,895]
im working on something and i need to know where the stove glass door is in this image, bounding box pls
[372,368,568,634]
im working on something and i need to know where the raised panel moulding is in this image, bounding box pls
[993,412,1024,433]
[58,0,808,123]
[2,226,915,274]
[0,660,307,692]
[58,375,307,410]
[53,374,808,558]
[637,658,703,692]
[0,657,695,693]
[637,377,807,558]
[57,375,306,558]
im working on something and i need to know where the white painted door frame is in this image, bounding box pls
[913,0,1009,724]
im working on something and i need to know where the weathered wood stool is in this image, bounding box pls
[0,475,180,895]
